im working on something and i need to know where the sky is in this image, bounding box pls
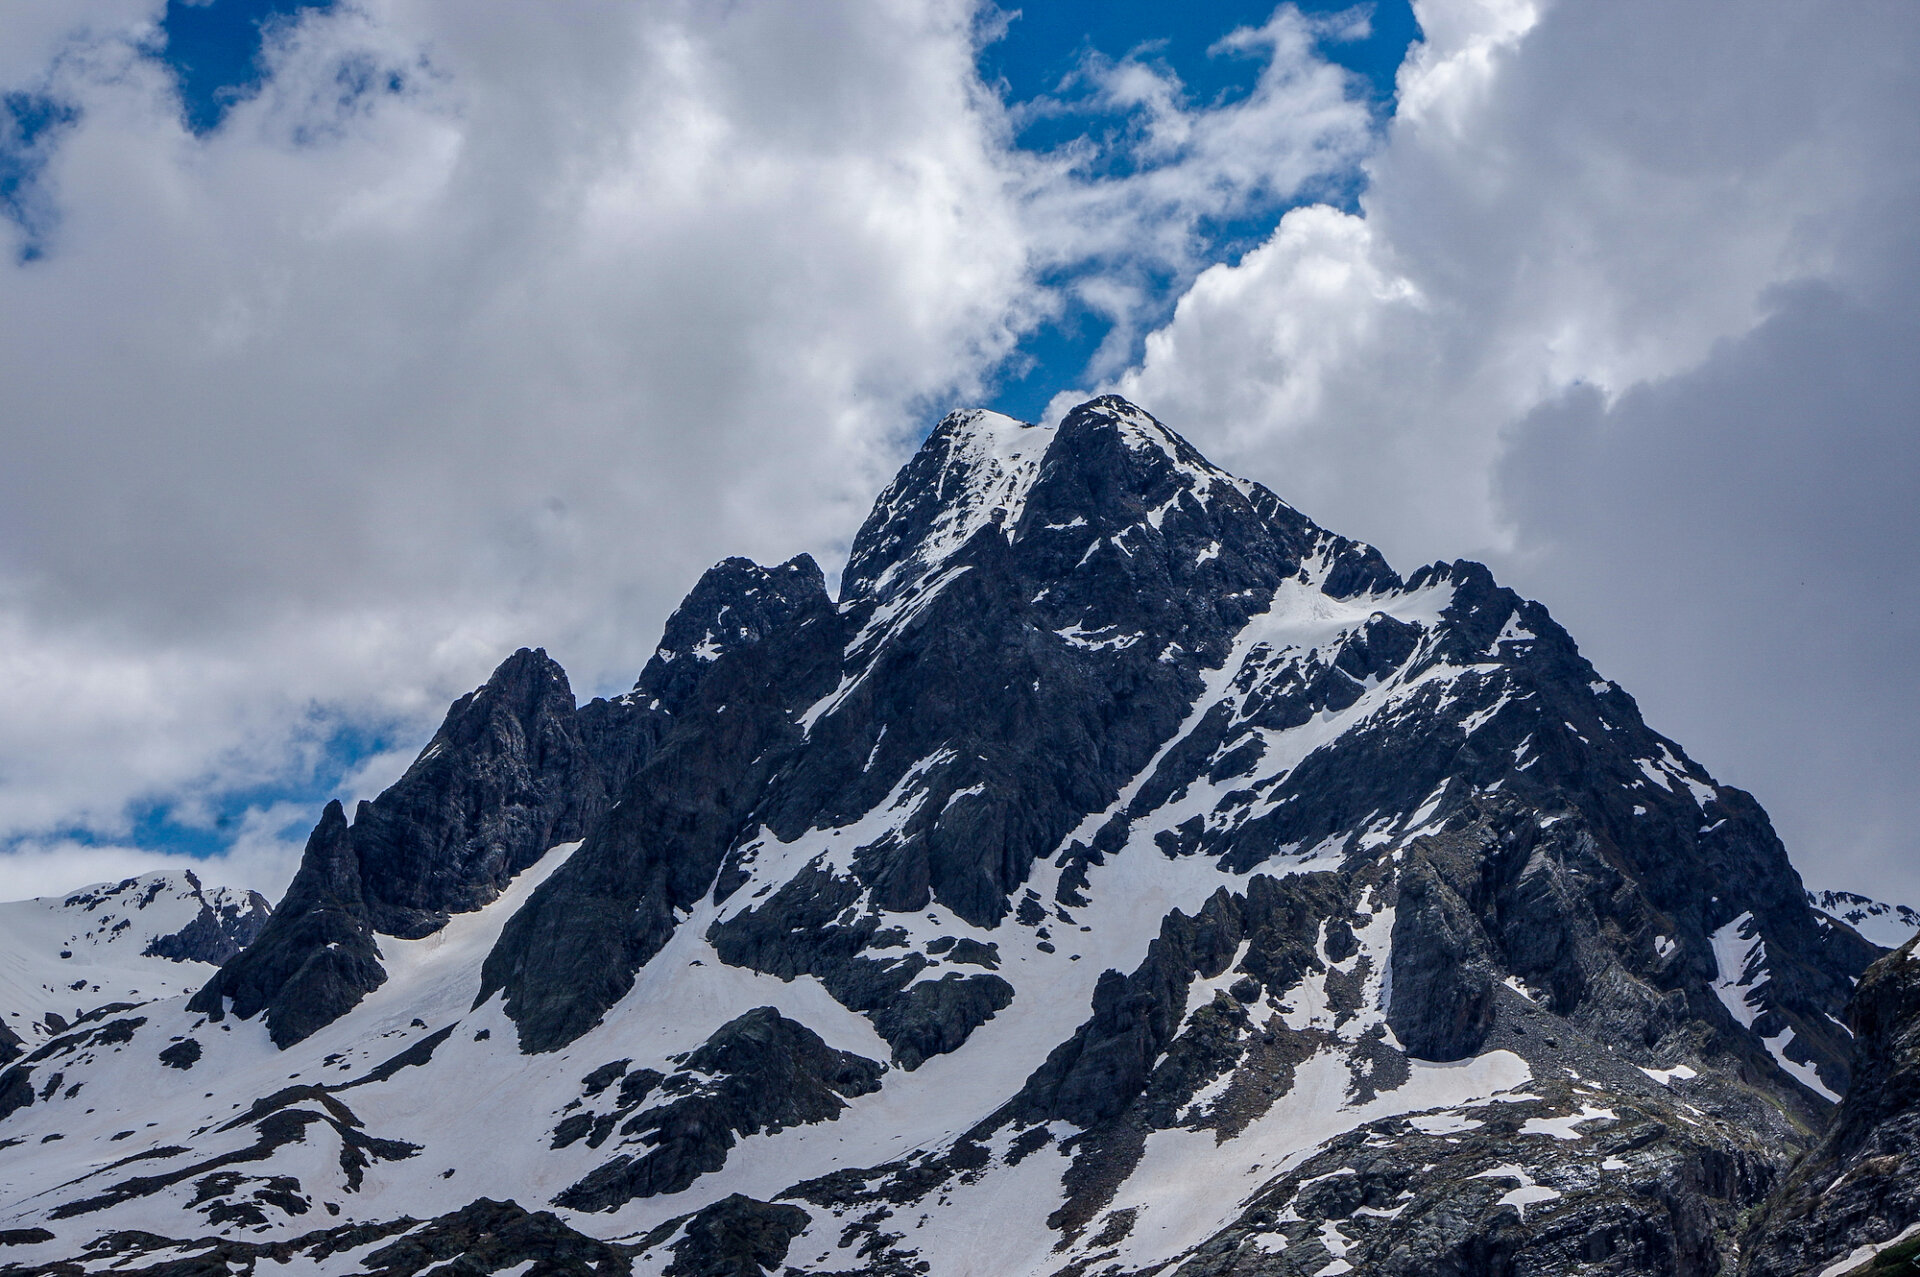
[0,0,1914,908]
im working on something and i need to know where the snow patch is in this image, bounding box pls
[1520,1105,1615,1140]
[1710,913,1767,1029]
[1637,1064,1697,1086]
[1816,1222,1920,1277]
[1472,1164,1561,1218]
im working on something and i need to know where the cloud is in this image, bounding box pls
[0,1,1374,898]
[1013,5,1377,377]
[0,799,306,905]
[1091,0,1920,897]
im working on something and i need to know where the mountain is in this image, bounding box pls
[0,396,1906,1276]
[1809,890,1920,952]
[0,872,270,1064]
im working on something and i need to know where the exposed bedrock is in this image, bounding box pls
[191,646,658,1046]
[1743,935,1920,1277]
[556,1007,883,1213]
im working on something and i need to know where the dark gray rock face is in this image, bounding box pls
[704,864,1013,1069]
[1388,855,1501,1061]
[190,647,658,1046]
[555,1007,883,1212]
[346,645,642,936]
[1143,1075,1779,1277]
[185,799,393,1048]
[156,1038,201,1069]
[1743,935,1920,1277]
[651,1193,812,1277]
[630,554,830,716]
[476,566,842,1054]
[349,1196,636,1276]
[0,1061,30,1121]
[809,398,1391,931]
[1004,877,1347,1134]
[141,876,272,965]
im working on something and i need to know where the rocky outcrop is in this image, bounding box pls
[476,563,841,1054]
[189,647,655,1046]
[1146,1074,1778,1277]
[705,864,1014,1069]
[1388,853,1501,1061]
[648,1193,813,1277]
[141,875,272,965]
[629,553,831,715]
[185,798,394,1048]
[803,399,1391,931]
[342,646,644,936]
[1743,935,1920,1277]
[556,1007,883,1212]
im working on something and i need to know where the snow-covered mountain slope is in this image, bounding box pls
[0,397,1893,1277]
[1810,889,1920,951]
[0,872,269,1060]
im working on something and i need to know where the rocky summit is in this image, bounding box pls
[1,396,1914,1276]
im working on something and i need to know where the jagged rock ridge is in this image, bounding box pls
[0,396,1907,1277]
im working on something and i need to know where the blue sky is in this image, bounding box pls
[1,0,1916,906]
[163,0,331,134]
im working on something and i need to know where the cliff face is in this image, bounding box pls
[1744,935,1920,1277]
[188,646,660,1046]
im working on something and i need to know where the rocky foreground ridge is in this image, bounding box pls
[1,397,1915,1276]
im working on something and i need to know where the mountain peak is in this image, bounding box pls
[632,553,829,714]
[1057,393,1197,461]
[843,395,1350,614]
[0,871,271,1063]
[842,407,1052,605]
